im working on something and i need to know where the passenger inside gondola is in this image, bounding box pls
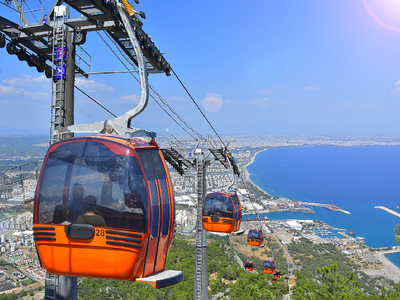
[67,183,86,223]
[76,195,107,227]
[52,204,70,225]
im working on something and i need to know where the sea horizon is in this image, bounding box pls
[246,145,400,268]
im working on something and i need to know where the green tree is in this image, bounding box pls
[293,264,365,299]
[394,224,400,243]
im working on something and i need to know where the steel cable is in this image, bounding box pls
[100,31,201,140]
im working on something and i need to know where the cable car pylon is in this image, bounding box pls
[161,137,242,300]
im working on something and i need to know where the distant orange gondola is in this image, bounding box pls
[273,270,281,279]
[263,259,276,274]
[33,135,181,286]
[202,191,242,233]
[247,228,264,247]
[245,261,254,272]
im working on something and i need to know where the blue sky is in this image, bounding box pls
[1,0,400,136]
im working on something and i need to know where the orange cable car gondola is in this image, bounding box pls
[247,228,264,247]
[262,259,276,274]
[33,135,182,287]
[202,191,242,233]
[273,270,282,280]
[245,261,254,272]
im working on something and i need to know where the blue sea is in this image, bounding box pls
[246,146,400,267]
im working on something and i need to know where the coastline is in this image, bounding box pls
[243,147,400,280]
[243,148,270,194]
[243,149,267,180]
[363,253,400,282]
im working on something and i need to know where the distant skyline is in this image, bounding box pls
[1,0,400,136]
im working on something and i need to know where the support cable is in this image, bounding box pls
[171,68,227,149]
[97,31,200,139]
[22,0,39,23]
[232,234,252,261]
[0,1,17,12]
[148,84,204,140]
[237,173,294,269]
[37,0,48,16]
[238,175,262,229]
[74,85,117,118]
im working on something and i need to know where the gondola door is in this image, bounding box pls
[231,193,241,232]
[137,149,173,276]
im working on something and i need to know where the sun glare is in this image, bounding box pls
[202,93,223,113]
[363,0,400,32]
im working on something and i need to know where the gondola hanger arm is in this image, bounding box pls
[54,1,151,139]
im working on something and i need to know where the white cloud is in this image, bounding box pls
[249,98,289,108]
[16,100,30,105]
[75,78,114,93]
[0,100,9,105]
[364,104,381,110]
[259,88,275,94]
[225,99,247,108]
[3,75,48,88]
[395,79,400,93]
[117,94,139,103]
[0,84,21,95]
[165,96,186,101]
[23,91,49,99]
[304,86,319,91]
[249,98,269,108]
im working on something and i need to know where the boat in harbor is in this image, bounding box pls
[347,231,355,236]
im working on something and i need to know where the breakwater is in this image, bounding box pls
[299,202,350,214]
[375,206,400,218]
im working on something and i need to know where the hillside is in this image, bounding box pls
[76,234,400,299]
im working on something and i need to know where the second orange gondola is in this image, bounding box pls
[247,228,264,247]
[202,191,242,233]
[245,261,254,272]
[263,259,276,274]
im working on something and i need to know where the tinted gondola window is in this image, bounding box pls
[149,150,167,179]
[232,194,241,220]
[203,196,213,216]
[263,260,275,269]
[159,180,170,236]
[263,261,272,268]
[248,229,258,239]
[204,193,233,219]
[37,140,148,232]
[137,149,170,238]
[138,151,157,181]
[38,157,69,224]
[149,181,160,238]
